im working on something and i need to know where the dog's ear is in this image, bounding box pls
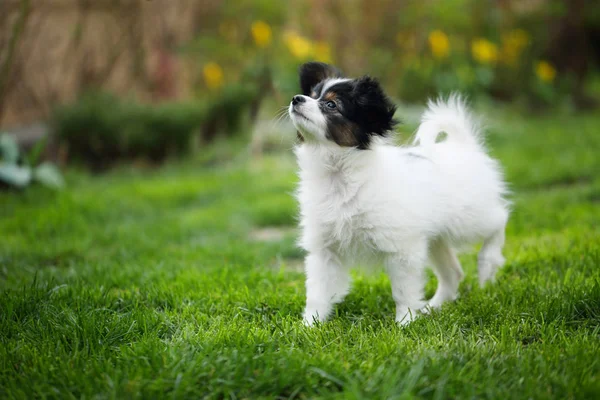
[353,76,398,135]
[299,62,344,96]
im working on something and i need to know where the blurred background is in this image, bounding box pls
[1,0,599,182]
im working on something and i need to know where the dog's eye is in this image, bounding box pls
[326,101,337,109]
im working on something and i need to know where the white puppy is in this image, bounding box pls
[288,62,510,325]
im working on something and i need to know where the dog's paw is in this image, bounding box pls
[395,307,419,326]
[421,292,458,314]
[302,309,324,327]
[478,272,496,287]
[419,304,435,315]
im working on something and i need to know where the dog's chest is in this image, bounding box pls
[301,173,375,251]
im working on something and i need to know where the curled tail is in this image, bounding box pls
[413,94,483,152]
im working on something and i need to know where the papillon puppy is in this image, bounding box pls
[288,62,510,326]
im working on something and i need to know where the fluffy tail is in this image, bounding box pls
[413,94,483,152]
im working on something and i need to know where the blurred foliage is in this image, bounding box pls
[47,0,600,169]
[0,133,64,190]
[52,86,259,170]
[182,0,599,109]
[368,0,585,106]
[53,92,201,170]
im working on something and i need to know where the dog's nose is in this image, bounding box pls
[292,95,306,105]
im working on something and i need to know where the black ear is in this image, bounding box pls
[352,76,398,135]
[299,62,344,96]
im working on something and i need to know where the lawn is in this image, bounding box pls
[1,107,599,399]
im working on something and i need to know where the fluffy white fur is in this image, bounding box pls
[291,94,510,325]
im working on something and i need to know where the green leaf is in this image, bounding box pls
[26,136,47,166]
[0,163,31,188]
[32,162,65,189]
[0,133,20,164]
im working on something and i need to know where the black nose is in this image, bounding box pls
[292,95,306,105]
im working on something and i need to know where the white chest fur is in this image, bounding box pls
[295,145,379,257]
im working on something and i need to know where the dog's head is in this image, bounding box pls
[289,62,397,149]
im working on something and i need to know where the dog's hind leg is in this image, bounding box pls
[424,239,464,312]
[478,226,506,286]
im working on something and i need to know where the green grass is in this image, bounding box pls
[1,108,600,399]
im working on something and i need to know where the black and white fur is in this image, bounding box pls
[288,62,510,326]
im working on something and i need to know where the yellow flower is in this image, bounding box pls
[471,38,498,64]
[314,41,332,63]
[284,31,313,60]
[535,61,557,82]
[428,30,450,59]
[203,62,224,90]
[251,20,272,48]
[501,29,530,67]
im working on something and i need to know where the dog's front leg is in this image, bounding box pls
[303,250,350,326]
[384,245,427,325]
